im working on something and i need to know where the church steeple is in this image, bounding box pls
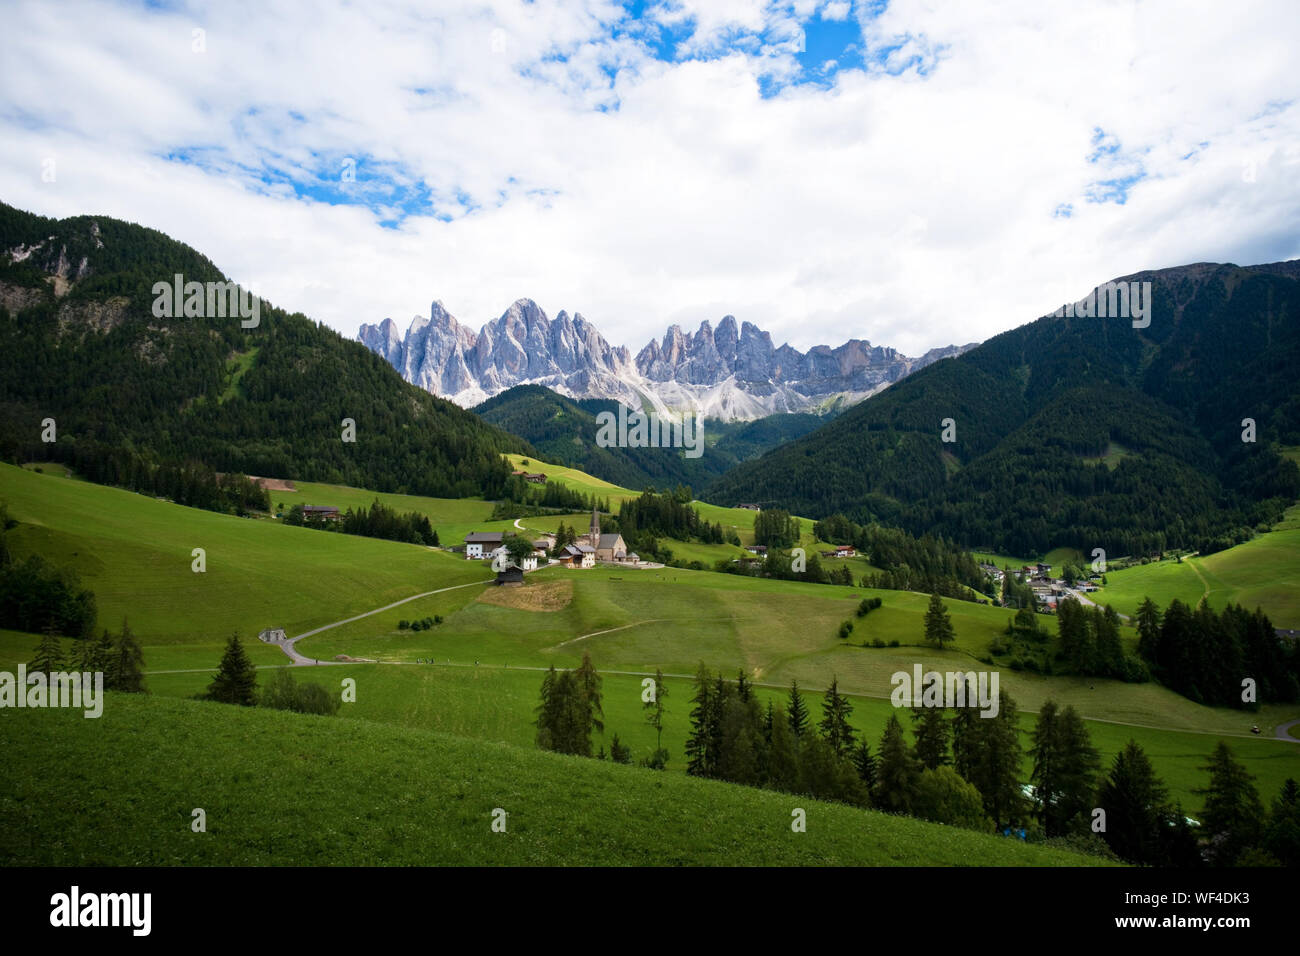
[590,507,600,543]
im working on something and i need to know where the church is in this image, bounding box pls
[578,508,637,564]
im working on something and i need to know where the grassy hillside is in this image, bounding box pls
[0,692,1109,866]
[0,202,529,500]
[1091,529,1300,627]
[139,662,1300,809]
[705,263,1300,557]
[3,460,1297,815]
[475,384,832,491]
[0,462,492,663]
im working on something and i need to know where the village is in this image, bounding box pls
[462,508,652,584]
[978,560,1102,611]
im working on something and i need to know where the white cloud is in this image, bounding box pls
[0,0,1297,359]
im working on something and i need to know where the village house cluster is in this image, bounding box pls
[982,561,1101,611]
[462,509,642,583]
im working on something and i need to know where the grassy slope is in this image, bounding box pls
[266,479,500,545]
[0,692,1107,866]
[1090,528,1300,626]
[141,663,1300,809]
[3,462,1297,812]
[0,462,493,666]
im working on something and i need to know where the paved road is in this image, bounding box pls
[269,580,487,665]
[1276,719,1300,742]
[1061,587,1130,621]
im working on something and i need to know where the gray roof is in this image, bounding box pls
[597,533,623,549]
[464,532,505,544]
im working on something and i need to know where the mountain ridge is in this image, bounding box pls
[703,259,1300,556]
[360,301,974,420]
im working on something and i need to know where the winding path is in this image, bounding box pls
[146,575,1300,744]
[1276,719,1300,742]
[269,580,487,665]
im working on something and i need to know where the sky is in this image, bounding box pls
[1,0,1298,357]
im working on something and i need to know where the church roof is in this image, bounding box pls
[596,533,624,549]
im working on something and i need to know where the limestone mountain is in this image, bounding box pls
[360,301,973,421]
[0,201,530,500]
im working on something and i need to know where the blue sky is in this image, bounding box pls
[1,0,1297,357]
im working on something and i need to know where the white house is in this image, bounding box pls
[464,531,504,559]
[564,543,596,568]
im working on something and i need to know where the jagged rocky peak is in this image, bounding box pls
[358,298,975,419]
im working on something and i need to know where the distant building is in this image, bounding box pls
[737,503,761,511]
[464,531,505,559]
[564,543,596,568]
[257,628,286,643]
[511,470,548,483]
[495,566,524,586]
[745,545,767,555]
[302,505,341,521]
[834,545,856,557]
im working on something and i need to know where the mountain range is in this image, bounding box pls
[473,384,834,491]
[706,260,1300,556]
[0,202,529,499]
[359,301,974,420]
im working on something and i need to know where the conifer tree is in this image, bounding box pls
[912,706,951,769]
[852,738,877,794]
[204,633,256,705]
[1030,701,1100,836]
[923,592,955,648]
[962,691,1024,828]
[685,664,717,777]
[787,680,810,738]
[1197,741,1264,866]
[642,667,668,761]
[535,665,558,750]
[609,733,632,764]
[28,627,64,674]
[766,703,800,792]
[108,618,146,693]
[74,632,107,674]
[573,652,604,736]
[1265,778,1300,868]
[818,677,856,758]
[543,670,589,755]
[874,713,921,813]
[1096,739,1171,865]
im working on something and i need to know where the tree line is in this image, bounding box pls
[1136,596,1299,706]
[282,498,439,546]
[0,504,98,639]
[27,617,147,692]
[199,634,340,715]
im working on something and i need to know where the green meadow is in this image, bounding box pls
[0,693,1108,867]
[3,458,1298,837]
[1092,529,1300,627]
[0,462,493,666]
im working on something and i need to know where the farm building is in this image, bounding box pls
[464,531,505,559]
[494,565,524,586]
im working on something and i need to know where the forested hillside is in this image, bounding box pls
[706,262,1300,556]
[0,202,530,500]
[474,383,830,491]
